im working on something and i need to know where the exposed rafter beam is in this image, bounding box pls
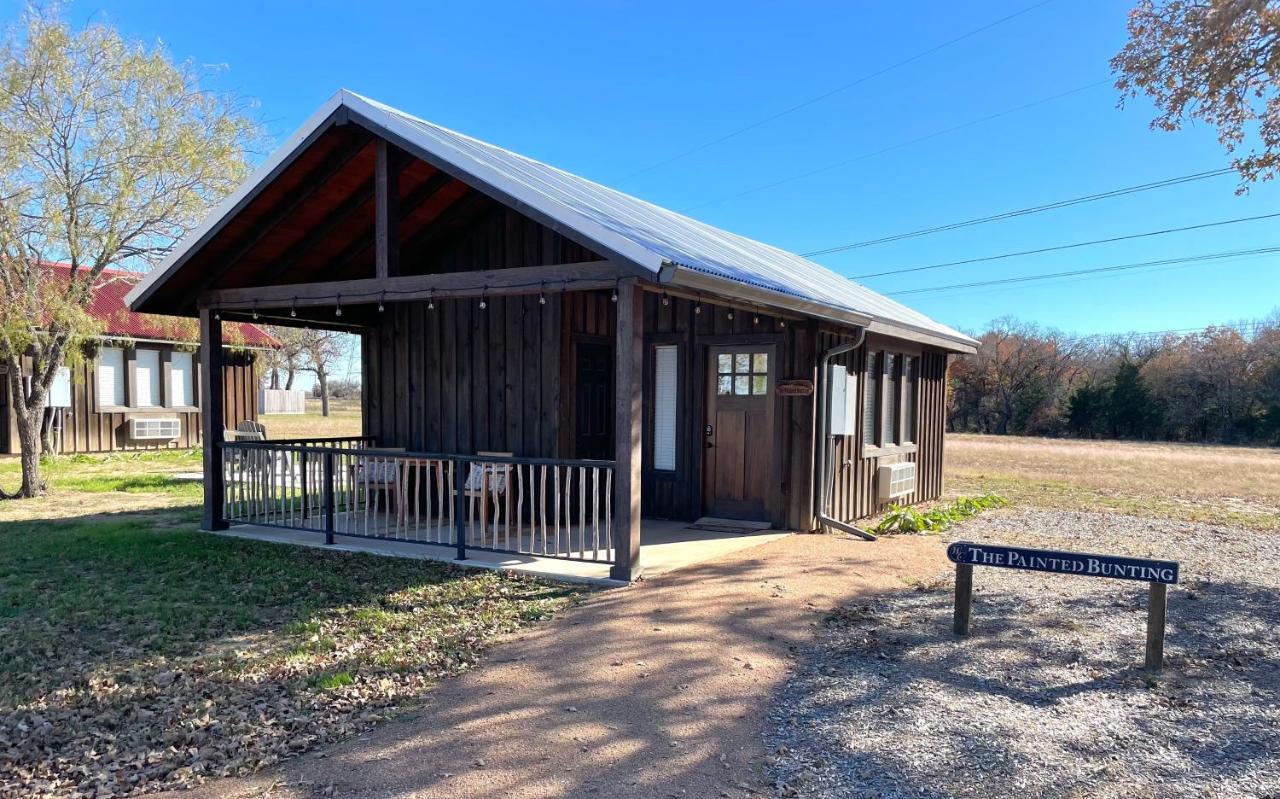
[201,260,641,310]
[318,167,458,279]
[197,129,371,292]
[375,139,401,279]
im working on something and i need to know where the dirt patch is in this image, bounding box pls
[146,533,945,799]
[768,509,1280,798]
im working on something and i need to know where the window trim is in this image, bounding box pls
[861,346,921,459]
[166,349,199,411]
[96,346,128,412]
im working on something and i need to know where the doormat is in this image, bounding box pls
[686,517,774,534]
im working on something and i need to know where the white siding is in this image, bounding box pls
[653,345,678,471]
[97,347,125,408]
[134,349,161,408]
[170,351,193,407]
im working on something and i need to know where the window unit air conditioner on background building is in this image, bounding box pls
[877,462,916,502]
[129,417,181,441]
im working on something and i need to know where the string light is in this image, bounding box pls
[289,297,297,318]
[427,290,434,310]
[251,301,258,321]
[334,294,343,317]
[479,291,487,310]
[377,291,385,313]
[694,293,702,315]
[727,308,734,320]
[539,282,546,306]
[779,318,787,328]
[753,306,760,325]
[661,292,670,307]
[213,307,220,321]
[611,280,618,303]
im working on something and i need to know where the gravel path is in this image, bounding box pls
[767,509,1280,799]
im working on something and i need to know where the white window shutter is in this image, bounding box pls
[653,345,678,471]
[134,349,161,407]
[97,347,125,408]
[170,351,193,407]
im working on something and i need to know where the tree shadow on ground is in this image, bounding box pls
[769,572,1280,799]
[0,506,578,796]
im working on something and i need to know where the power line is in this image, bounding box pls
[1056,321,1269,345]
[853,211,1280,279]
[683,78,1109,212]
[615,0,1057,183]
[885,244,1280,296]
[802,167,1238,256]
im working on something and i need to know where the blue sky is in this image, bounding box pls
[33,0,1280,337]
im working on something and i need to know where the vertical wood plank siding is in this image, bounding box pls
[4,347,258,455]
[820,330,949,523]
[363,293,566,457]
[362,288,951,530]
[636,293,818,529]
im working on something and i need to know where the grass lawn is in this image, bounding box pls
[945,433,1280,531]
[0,429,579,797]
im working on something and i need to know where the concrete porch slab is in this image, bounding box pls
[215,519,791,587]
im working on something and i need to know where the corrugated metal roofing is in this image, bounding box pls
[351,92,974,349]
[49,264,278,348]
[129,90,975,350]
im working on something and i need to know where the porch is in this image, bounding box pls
[216,518,789,586]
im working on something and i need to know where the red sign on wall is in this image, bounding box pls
[776,379,814,397]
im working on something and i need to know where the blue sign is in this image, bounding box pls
[947,541,1179,585]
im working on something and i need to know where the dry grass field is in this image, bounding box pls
[945,433,1280,531]
[260,396,363,440]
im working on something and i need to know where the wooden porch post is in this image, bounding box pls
[199,306,227,531]
[611,278,644,581]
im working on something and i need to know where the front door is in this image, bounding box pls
[704,345,775,520]
[574,340,613,460]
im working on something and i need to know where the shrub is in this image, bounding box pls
[873,493,1007,535]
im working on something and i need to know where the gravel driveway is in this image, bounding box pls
[767,508,1280,799]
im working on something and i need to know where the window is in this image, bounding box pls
[862,351,880,446]
[716,351,769,396]
[903,355,918,443]
[170,351,194,407]
[863,348,921,451]
[652,345,678,471]
[882,353,898,444]
[97,347,125,408]
[134,349,161,408]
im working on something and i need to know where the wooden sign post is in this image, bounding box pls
[946,541,1179,673]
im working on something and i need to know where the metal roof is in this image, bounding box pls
[128,90,976,351]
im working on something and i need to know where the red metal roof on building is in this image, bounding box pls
[47,264,278,348]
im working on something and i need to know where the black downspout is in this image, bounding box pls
[815,328,876,540]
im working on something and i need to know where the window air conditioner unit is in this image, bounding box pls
[877,462,916,502]
[130,417,181,441]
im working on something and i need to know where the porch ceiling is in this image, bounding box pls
[137,119,611,321]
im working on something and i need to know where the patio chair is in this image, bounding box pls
[463,451,513,542]
[352,447,408,526]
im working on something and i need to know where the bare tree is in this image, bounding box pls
[297,329,351,417]
[0,6,255,497]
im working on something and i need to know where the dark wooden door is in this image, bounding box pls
[704,345,775,520]
[574,340,613,460]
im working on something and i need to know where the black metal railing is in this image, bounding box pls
[219,440,617,563]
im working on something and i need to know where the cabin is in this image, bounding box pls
[127,90,976,582]
[0,264,273,456]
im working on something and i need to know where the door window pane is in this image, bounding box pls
[718,354,732,373]
[752,353,768,372]
[734,376,750,395]
[751,375,768,395]
[717,375,732,395]
[734,354,750,373]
